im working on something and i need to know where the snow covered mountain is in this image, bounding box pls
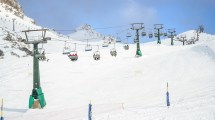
[68,24,111,42]
[0,0,25,19]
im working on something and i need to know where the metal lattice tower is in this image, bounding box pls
[154,24,164,44]
[22,29,51,109]
[131,23,144,57]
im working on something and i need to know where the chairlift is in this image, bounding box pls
[110,43,117,57]
[37,48,46,61]
[63,47,71,54]
[148,33,153,38]
[176,37,180,40]
[110,48,117,56]
[123,44,129,50]
[85,39,92,51]
[85,44,92,51]
[93,51,100,60]
[68,51,78,61]
[163,32,167,37]
[68,43,78,61]
[134,38,138,43]
[116,38,121,43]
[141,31,147,36]
[93,45,100,60]
[168,35,172,38]
[102,42,109,47]
[124,34,130,50]
[126,33,132,37]
[63,41,71,54]
[160,32,163,36]
[154,33,158,37]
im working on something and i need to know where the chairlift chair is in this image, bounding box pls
[110,48,117,57]
[163,32,167,37]
[154,33,158,37]
[68,51,78,61]
[102,42,109,47]
[37,48,46,61]
[126,33,132,37]
[85,39,92,51]
[149,33,153,38]
[93,51,100,60]
[134,38,138,43]
[116,39,121,43]
[63,47,71,54]
[123,44,129,50]
[160,32,163,36]
[85,44,92,51]
[141,31,147,36]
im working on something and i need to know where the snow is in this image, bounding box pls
[1,39,215,120]
[1,2,215,120]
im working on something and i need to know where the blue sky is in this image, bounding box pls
[18,0,215,42]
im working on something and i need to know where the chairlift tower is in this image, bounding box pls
[180,35,186,45]
[154,24,163,44]
[131,23,144,57]
[168,28,176,46]
[22,29,51,109]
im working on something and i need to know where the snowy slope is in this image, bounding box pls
[1,36,215,120]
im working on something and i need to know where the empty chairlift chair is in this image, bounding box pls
[62,41,71,54]
[102,37,109,47]
[116,38,121,43]
[102,42,109,47]
[63,47,71,54]
[85,44,92,51]
[85,39,92,51]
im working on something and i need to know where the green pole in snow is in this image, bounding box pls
[131,23,144,57]
[135,29,142,56]
[22,29,49,109]
[29,43,46,109]
[154,24,163,44]
[168,28,176,46]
